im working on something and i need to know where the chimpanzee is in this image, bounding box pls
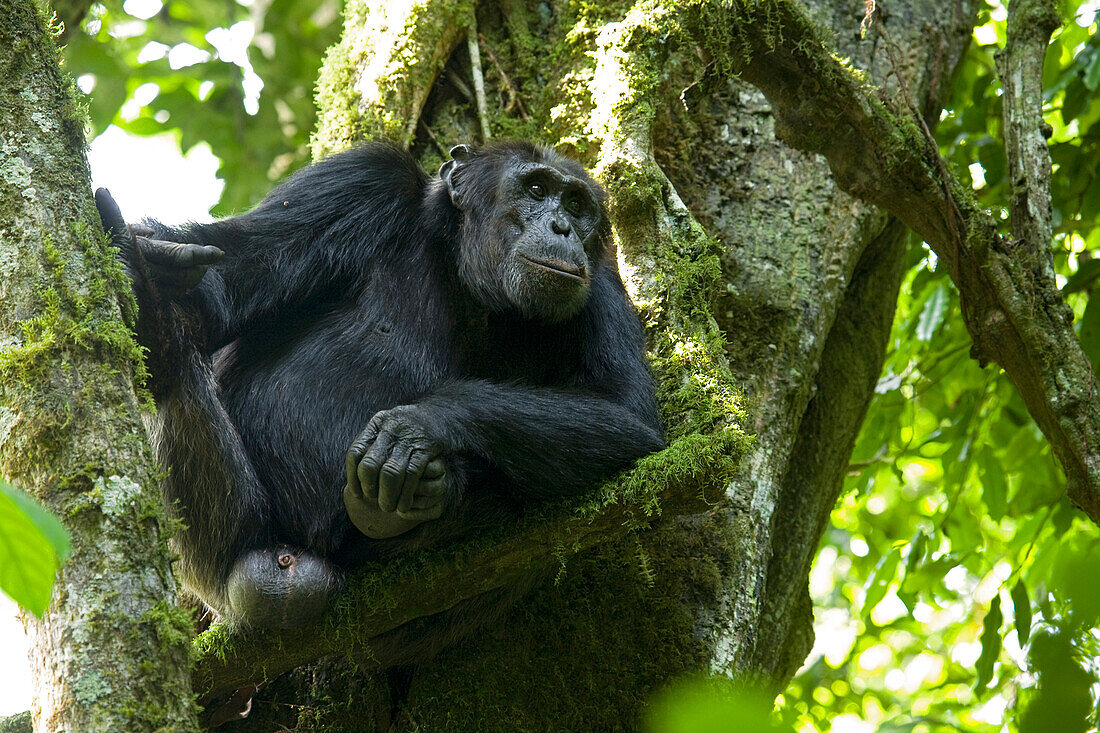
[95,141,665,632]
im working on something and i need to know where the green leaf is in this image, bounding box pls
[1011,579,1031,647]
[0,482,70,617]
[1063,80,1090,123]
[915,284,948,342]
[1048,534,1100,624]
[646,675,791,733]
[863,547,902,617]
[1084,46,1100,91]
[904,531,927,576]
[1077,293,1100,374]
[1020,632,1094,733]
[979,452,1008,520]
[975,595,1002,695]
[1061,257,1100,294]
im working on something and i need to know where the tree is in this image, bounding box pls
[3,0,1099,730]
[0,1,198,730]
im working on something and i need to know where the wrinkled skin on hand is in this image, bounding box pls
[344,405,452,539]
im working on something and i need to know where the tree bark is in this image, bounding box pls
[0,2,199,731]
[700,0,1100,523]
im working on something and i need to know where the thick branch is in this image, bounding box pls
[669,0,1100,522]
[312,0,468,156]
[998,0,1059,258]
[191,434,741,702]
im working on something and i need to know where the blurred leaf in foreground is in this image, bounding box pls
[647,675,793,733]
[0,480,71,617]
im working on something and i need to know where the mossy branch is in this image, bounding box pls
[626,0,1100,522]
[312,0,470,158]
[997,0,1059,268]
[191,431,746,703]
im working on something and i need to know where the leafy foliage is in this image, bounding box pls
[782,2,1100,731]
[0,481,71,617]
[61,0,342,213]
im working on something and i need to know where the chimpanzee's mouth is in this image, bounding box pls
[519,254,588,283]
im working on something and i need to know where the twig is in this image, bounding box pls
[419,119,449,158]
[466,13,491,141]
[873,13,965,254]
[478,32,530,121]
[446,69,473,102]
[860,0,875,38]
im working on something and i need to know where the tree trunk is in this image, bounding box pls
[204,1,979,729]
[0,2,199,731]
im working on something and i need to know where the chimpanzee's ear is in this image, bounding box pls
[439,144,475,206]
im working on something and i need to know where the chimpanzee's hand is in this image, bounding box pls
[94,188,224,298]
[344,406,450,538]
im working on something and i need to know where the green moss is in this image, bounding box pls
[311,32,368,157]
[312,0,473,156]
[599,158,744,440]
[396,507,740,731]
[142,600,196,652]
[0,223,148,405]
[191,621,239,665]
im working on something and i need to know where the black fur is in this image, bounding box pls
[96,141,665,631]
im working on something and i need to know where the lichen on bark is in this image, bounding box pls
[0,1,198,729]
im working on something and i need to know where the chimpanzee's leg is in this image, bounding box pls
[147,302,341,629]
[96,189,340,628]
[147,323,338,627]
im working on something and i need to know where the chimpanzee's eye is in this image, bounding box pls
[527,182,546,200]
[564,191,588,216]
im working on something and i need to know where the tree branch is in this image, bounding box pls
[191,433,744,703]
[1,1,199,729]
[466,11,491,141]
[663,0,1100,522]
[312,0,469,157]
[997,0,1059,263]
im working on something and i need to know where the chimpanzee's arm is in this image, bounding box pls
[118,145,430,350]
[345,270,665,522]
[425,380,665,495]
[420,270,663,497]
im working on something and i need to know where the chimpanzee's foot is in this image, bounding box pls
[226,548,340,629]
[343,455,449,539]
[343,482,425,539]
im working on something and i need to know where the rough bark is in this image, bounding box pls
[641,0,977,679]
[312,0,470,157]
[194,1,978,729]
[691,0,1099,523]
[998,0,1058,270]
[0,2,198,731]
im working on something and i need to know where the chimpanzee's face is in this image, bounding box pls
[442,144,608,323]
